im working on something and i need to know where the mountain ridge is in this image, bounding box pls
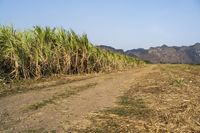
[98,43,200,64]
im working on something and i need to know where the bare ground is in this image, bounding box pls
[0,65,152,133]
[1,64,200,133]
[75,64,200,133]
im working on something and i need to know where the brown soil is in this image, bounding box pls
[2,64,198,133]
[0,65,154,133]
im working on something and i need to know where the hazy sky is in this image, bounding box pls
[0,0,200,50]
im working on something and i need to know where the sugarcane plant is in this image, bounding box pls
[0,25,145,81]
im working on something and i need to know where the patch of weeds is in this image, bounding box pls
[170,78,185,86]
[27,83,97,111]
[27,99,56,110]
[107,96,152,118]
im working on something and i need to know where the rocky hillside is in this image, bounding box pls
[99,43,200,64]
[126,43,200,64]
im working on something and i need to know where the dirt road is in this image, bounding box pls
[0,65,155,132]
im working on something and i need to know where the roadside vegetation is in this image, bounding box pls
[0,25,144,82]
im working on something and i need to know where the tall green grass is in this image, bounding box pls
[0,25,144,80]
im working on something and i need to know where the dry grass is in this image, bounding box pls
[73,64,200,133]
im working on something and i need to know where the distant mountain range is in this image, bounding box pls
[98,43,200,64]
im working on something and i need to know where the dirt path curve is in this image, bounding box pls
[0,65,156,133]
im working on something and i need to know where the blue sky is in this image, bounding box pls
[0,0,200,50]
